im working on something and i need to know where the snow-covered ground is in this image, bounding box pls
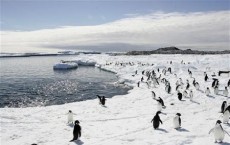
[1,54,230,145]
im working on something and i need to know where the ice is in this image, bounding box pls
[1,54,230,145]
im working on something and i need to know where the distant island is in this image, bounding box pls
[126,47,230,55]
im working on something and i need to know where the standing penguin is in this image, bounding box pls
[205,87,211,96]
[177,92,183,101]
[70,120,81,142]
[228,79,230,87]
[222,109,230,124]
[214,86,219,95]
[97,95,106,106]
[101,96,106,106]
[195,82,200,90]
[151,111,163,129]
[152,91,156,99]
[221,101,227,113]
[189,90,193,101]
[209,120,230,143]
[223,87,228,97]
[173,113,181,129]
[67,110,75,124]
[186,82,190,90]
[183,90,188,98]
[156,97,165,111]
[165,83,171,94]
[204,74,209,82]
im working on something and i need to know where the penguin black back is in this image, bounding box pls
[221,101,227,113]
[178,93,182,101]
[151,111,162,129]
[70,120,81,142]
[101,96,106,105]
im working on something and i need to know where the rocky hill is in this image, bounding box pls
[126,46,230,55]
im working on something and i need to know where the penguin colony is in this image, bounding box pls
[66,59,230,143]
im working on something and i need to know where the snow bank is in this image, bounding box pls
[1,54,230,145]
[72,59,96,66]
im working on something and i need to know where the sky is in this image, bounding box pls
[1,0,230,53]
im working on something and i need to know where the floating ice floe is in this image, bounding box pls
[53,61,78,70]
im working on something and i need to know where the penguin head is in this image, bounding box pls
[75,120,80,124]
[216,120,222,124]
[69,110,72,113]
[223,101,227,104]
[176,113,181,116]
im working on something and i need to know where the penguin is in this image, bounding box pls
[165,84,171,94]
[173,113,181,129]
[152,91,156,99]
[222,109,230,124]
[214,86,219,95]
[70,120,81,142]
[151,111,163,129]
[209,120,230,143]
[67,110,74,124]
[195,82,200,90]
[223,87,228,97]
[204,74,209,82]
[193,78,196,86]
[137,81,140,87]
[186,82,190,90]
[156,97,165,111]
[158,97,165,108]
[97,95,106,105]
[189,90,193,101]
[97,95,102,104]
[183,90,188,98]
[228,79,230,87]
[177,92,182,101]
[205,87,211,96]
[220,101,227,113]
[101,96,106,106]
[176,85,181,92]
[141,77,144,82]
[189,71,192,78]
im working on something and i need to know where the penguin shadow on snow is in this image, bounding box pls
[175,127,189,132]
[155,128,168,133]
[190,100,200,105]
[207,95,215,99]
[67,123,74,128]
[72,140,84,145]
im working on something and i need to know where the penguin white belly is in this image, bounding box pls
[205,90,210,96]
[157,102,162,111]
[68,113,73,123]
[223,111,230,123]
[214,126,225,141]
[214,89,219,95]
[173,117,180,128]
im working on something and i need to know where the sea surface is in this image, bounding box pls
[0,55,131,108]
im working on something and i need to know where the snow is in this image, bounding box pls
[1,54,230,145]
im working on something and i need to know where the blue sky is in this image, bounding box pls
[1,0,230,53]
[2,0,229,30]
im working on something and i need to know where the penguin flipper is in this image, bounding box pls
[209,128,214,134]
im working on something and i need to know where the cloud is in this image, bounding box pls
[1,11,229,53]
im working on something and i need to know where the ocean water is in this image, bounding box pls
[0,56,131,108]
